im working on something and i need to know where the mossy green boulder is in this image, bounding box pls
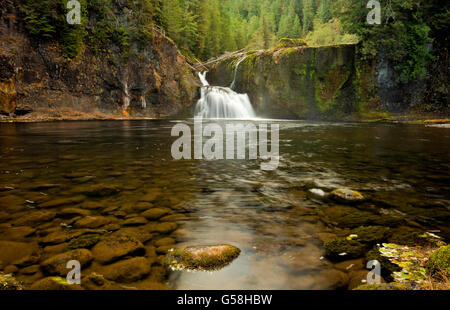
[426,245,450,278]
[165,245,241,271]
[324,238,366,261]
[350,226,390,245]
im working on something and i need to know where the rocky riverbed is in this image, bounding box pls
[0,120,449,290]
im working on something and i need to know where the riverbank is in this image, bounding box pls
[1,111,449,125]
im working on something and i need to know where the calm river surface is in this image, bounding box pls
[0,120,449,289]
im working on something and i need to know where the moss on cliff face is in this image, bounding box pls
[207,45,362,120]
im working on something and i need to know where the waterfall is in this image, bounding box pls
[230,56,247,90]
[199,71,209,86]
[194,71,256,119]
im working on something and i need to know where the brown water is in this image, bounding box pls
[0,120,449,289]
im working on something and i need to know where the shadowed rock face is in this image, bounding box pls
[0,1,199,119]
[206,44,447,120]
[206,45,359,120]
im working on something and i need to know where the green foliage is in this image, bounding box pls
[333,0,442,83]
[20,0,58,39]
[305,18,359,47]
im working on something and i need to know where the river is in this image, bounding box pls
[0,120,449,289]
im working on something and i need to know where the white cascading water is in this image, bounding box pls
[194,60,256,119]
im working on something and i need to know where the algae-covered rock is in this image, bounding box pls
[331,189,365,203]
[165,245,241,271]
[350,226,390,245]
[66,234,101,250]
[324,238,366,261]
[323,206,376,228]
[426,245,450,278]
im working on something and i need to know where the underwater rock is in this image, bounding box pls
[348,270,385,290]
[20,264,40,275]
[14,210,56,226]
[123,217,148,226]
[154,222,178,234]
[12,252,41,268]
[30,276,82,290]
[0,240,35,266]
[279,244,327,272]
[324,238,366,261]
[39,230,71,245]
[323,206,377,228]
[331,189,365,203]
[311,269,349,290]
[59,208,91,218]
[112,228,154,243]
[100,257,151,283]
[81,272,121,290]
[92,235,145,264]
[156,245,175,255]
[334,258,364,272]
[74,216,111,229]
[66,234,101,250]
[159,214,186,222]
[426,245,450,278]
[0,226,36,241]
[41,249,93,276]
[81,201,104,210]
[164,245,241,271]
[141,208,171,220]
[39,196,86,208]
[155,237,175,247]
[350,226,390,245]
[140,190,163,203]
[78,184,120,197]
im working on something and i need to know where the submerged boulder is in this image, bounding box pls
[92,235,145,264]
[331,189,365,203]
[164,245,241,271]
[350,226,390,245]
[30,276,82,290]
[41,249,93,276]
[100,257,151,283]
[324,238,366,261]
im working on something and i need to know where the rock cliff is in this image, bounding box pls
[0,0,199,120]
